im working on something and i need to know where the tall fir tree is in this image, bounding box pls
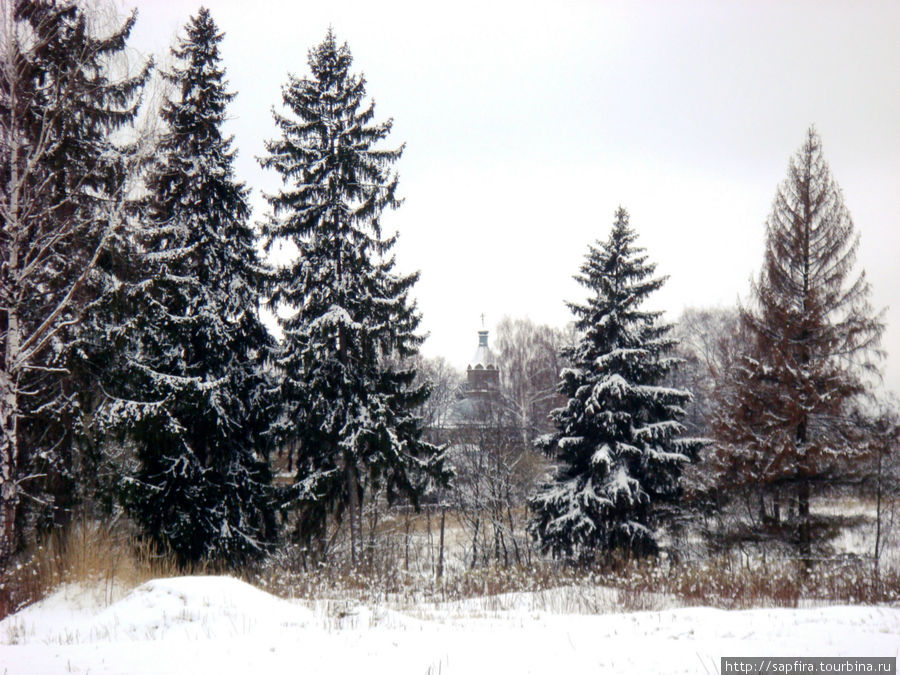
[712,127,883,555]
[1,0,149,561]
[112,8,276,566]
[261,30,448,561]
[529,208,700,561]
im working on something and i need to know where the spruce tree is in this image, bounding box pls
[712,127,883,555]
[260,30,448,561]
[1,0,149,560]
[114,9,276,566]
[529,208,699,561]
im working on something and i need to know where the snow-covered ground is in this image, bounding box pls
[1,576,898,674]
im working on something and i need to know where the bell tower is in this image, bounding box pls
[466,329,499,394]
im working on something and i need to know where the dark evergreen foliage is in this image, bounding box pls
[529,208,700,561]
[260,30,448,560]
[113,9,276,566]
[0,0,149,557]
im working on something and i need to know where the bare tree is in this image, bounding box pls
[670,307,741,436]
[494,316,569,442]
[854,399,900,582]
[669,307,761,514]
[447,402,545,567]
[414,355,464,440]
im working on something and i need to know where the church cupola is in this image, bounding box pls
[467,329,499,392]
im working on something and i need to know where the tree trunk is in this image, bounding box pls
[470,518,479,570]
[507,505,521,565]
[426,506,433,573]
[798,479,811,561]
[404,507,410,572]
[874,443,883,583]
[436,506,445,580]
[0,388,18,564]
[796,415,811,563]
[1,30,21,564]
[367,494,378,566]
[345,461,359,565]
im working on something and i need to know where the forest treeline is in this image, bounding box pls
[1,1,897,585]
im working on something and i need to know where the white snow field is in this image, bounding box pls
[1,576,898,674]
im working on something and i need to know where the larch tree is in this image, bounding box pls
[0,0,149,563]
[712,127,883,555]
[260,30,448,563]
[112,9,276,566]
[529,207,700,562]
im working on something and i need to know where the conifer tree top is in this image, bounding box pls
[261,28,405,309]
[751,125,882,376]
[567,207,669,358]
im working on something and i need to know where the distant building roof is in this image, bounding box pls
[469,330,497,370]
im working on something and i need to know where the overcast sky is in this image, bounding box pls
[123,0,900,394]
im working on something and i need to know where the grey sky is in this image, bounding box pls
[125,0,900,393]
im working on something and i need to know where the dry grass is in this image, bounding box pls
[251,549,900,615]
[3,507,900,621]
[0,521,184,620]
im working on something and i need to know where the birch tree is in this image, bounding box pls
[0,0,149,563]
[494,316,568,441]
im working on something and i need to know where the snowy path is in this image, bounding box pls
[1,576,898,674]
